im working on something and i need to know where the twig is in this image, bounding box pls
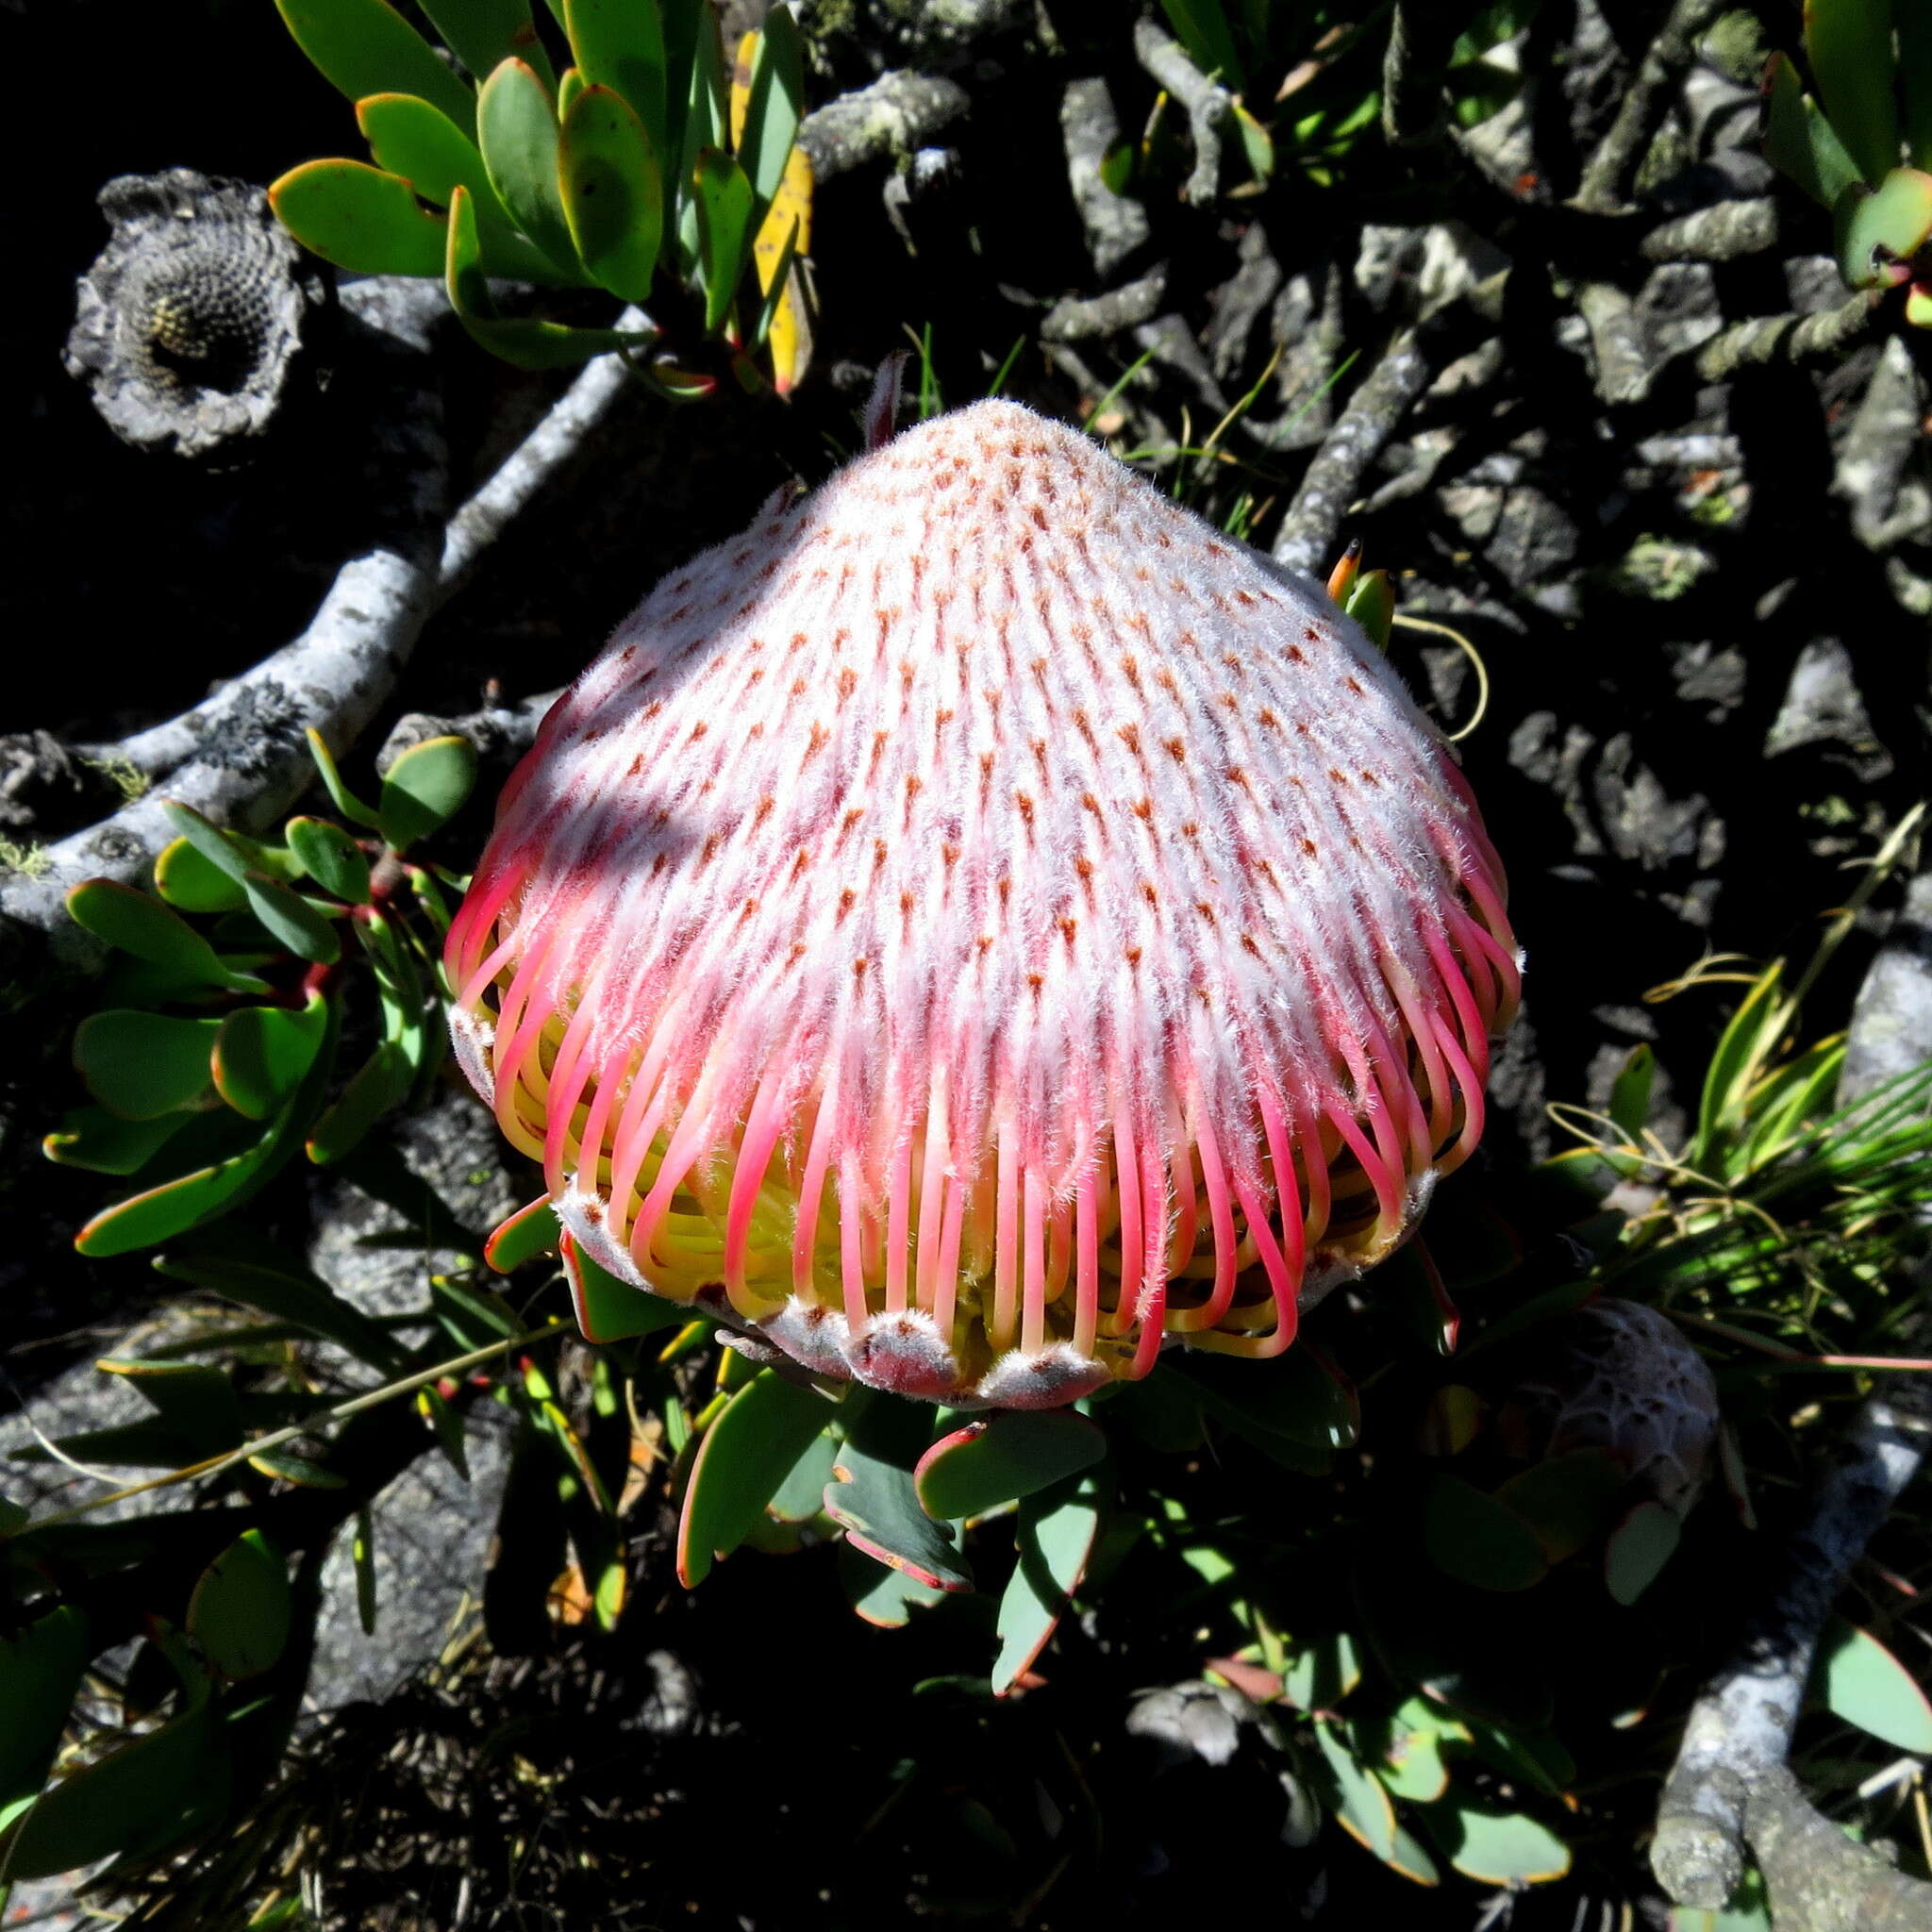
[1061,76,1150,277]
[1574,0,1729,213]
[1270,290,1494,574]
[1652,857,1932,1916]
[1380,2,1459,148]
[1133,17,1229,208]
[1641,198,1779,262]
[1577,280,1655,406]
[4,306,643,933]
[1041,268,1170,343]
[1694,291,1884,382]
[797,71,971,182]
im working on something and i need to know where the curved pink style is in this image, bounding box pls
[446,400,1519,1407]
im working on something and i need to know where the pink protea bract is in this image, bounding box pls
[445,400,1520,1408]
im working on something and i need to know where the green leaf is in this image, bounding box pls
[1492,1449,1626,1563]
[419,0,553,91]
[74,1010,218,1120]
[283,817,372,907]
[1607,1042,1655,1142]
[559,1231,693,1341]
[913,1410,1106,1523]
[565,0,670,176]
[188,1531,292,1680]
[238,872,341,965]
[378,734,478,853]
[559,83,665,303]
[0,1607,90,1811]
[737,3,803,219]
[1231,96,1274,183]
[477,58,579,275]
[76,1002,341,1257]
[1604,1497,1681,1605]
[1281,1630,1363,1710]
[268,158,450,276]
[1422,1474,1548,1592]
[154,837,246,913]
[213,997,328,1121]
[354,92,567,281]
[1814,1616,1932,1751]
[0,1700,223,1881]
[445,185,651,367]
[675,1370,835,1585]
[304,729,382,831]
[1358,1710,1449,1803]
[305,1041,411,1165]
[65,879,265,994]
[155,1249,407,1372]
[768,1429,839,1523]
[1836,167,1932,288]
[485,1195,563,1272]
[1312,1714,1397,1860]
[245,1450,345,1488]
[1805,0,1902,185]
[691,146,754,332]
[824,1391,973,1593]
[1764,51,1867,208]
[1422,1799,1571,1885]
[43,1105,192,1177]
[675,4,728,271]
[99,1359,245,1457]
[991,1468,1106,1693]
[273,0,476,132]
[1342,568,1394,649]
[839,1538,950,1627]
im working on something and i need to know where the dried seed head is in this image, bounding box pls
[447,400,1520,1406]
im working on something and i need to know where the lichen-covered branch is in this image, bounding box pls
[798,71,970,182]
[1577,280,1654,406]
[1061,76,1150,277]
[1574,0,1729,213]
[1041,268,1169,343]
[1651,858,1932,1918]
[1693,291,1884,381]
[1267,286,1491,572]
[1133,17,1228,208]
[1641,198,1778,263]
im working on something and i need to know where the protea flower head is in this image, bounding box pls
[446,399,1519,1408]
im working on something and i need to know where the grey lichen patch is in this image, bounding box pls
[64,169,331,462]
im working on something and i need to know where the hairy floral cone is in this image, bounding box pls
[446,400,1520,1407]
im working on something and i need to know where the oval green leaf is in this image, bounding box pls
[675,1369,835,1586]
[559,83,664,303]
[485,1194,563,1272]
[1423,1799,1571,1885]
[477,57,580,275]
[75,1009,219,1120]
[418,0,552,92]
[1814,1615,1932,1752]
[913,1409,1106,1524]
[213,998,328,1120]
[1806,0,1902,187]
[274,0,476,132]
[66,878,264,993]
[154,837,246,913]
[1423,1474,1548,1592]
[1836,167,1932,289]
[305,1040,411,1165]
[284,816,372,906]
[188,1530,293,1680]
[1605,1497,1682,1605]
[736,3,803,217]
[242,872,341,965]
[692,145,754,331]
[991,1469,1106,1694]
[0,1607,91,1810]
[44,1104,192,1176]
[565,0,669,162]
[1312,1715,1397,1860]
[269,158,450,276]
[378,734,478,853]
